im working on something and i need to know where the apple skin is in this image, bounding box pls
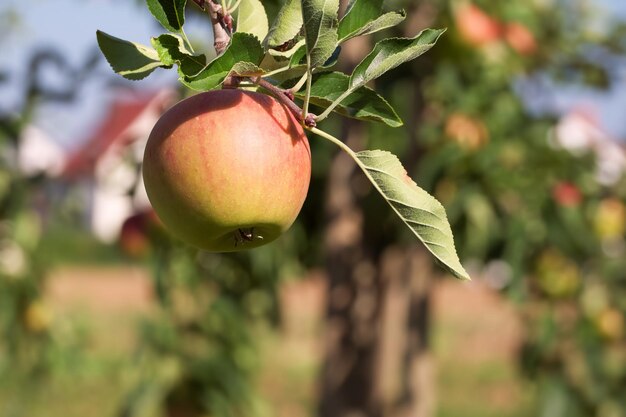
[142,89,311,252]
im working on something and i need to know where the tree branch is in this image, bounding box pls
[192,0,232,55]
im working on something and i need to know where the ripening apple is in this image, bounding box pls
[504,22,537,56]
[24,300,53,333]
[595,308,624,341]
[444,112,489,150]
[119,209,166,257]
[454,3,502,47]
[142,89,311,252]
[552,182,582,207]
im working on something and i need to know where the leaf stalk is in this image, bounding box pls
[302,55,313,120]
[307,126,356,157]
[316,88,351,122]
[289,72,309,93]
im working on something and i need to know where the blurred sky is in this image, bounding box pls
[1,0,626,150]
[0,0,211,150]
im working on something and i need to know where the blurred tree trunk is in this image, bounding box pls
[320,111,436,417]
[319,2,436,412]
[319,119,384,417]
[320,213,436,417]
[320,154,434,417]
[376,245,435,417]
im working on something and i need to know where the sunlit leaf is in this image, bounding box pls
[182,32,264,91]
[236,0,269,42]
[266,0,302,48]
[96,30,167,81]
[301,0,339,68]
[229,61,264,77]
[339,11,406,42]
[151,33,207,78]
[356,150,469,280]
[147,0,187,32]
[350,28,445,89]
[268,39,306,58]
[293,72,402,126]
[338,0,404,41]
[319,28,443,120]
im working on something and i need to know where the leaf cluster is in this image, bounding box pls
[96,0,469,280]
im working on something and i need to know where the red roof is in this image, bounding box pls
[62,89,174,179]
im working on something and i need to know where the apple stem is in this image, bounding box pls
[253,77,317,128]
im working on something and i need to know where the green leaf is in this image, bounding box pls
[266,0,302,48]
[293,72,402,127]
[339,11,406,42]
[350,28,445,89]
[151,34,206,78]
[96,30,167,81]
[146,0,187,32]
[236,0,269,42]
[289,43,340,68]
[356,150,469,280]
[319,28,444,120]
[289,43,307,66]
[268,39,306,59]
[301,0,339,68]
[229,62,264,77]
[182,32,264,91]
[338,0,380,38]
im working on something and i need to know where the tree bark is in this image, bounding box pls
[319,120,384,417]
[376,245,435,417]
[319,3,436,414]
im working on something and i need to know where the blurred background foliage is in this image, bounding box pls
[1,0,625,417]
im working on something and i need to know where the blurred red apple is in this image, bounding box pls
[552,182,582,207]
[444,112,489,150]
[504,22,537,55]
[119,210,165,257]
[143,89,311,252]
[455,3,502,47]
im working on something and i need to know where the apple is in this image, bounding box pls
[444,112,489,150]
[594,198,626,240]
[552,182,582,207]
[119,209,166,257]
[24,300,53,333]
[504,22,537,56]
[596,308,624,341]
[142,89,311,252]
[535,249,580,298]
[455,3,502,47]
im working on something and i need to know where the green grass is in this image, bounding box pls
[0,371,127,417]
[0,269,536,417]
[437,360,535,417]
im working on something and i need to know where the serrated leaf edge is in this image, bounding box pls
[96,30,166,81]
[355,149,470,280]
[294,72,403,126]
[350,28,446,90]
[339,10,406,42]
